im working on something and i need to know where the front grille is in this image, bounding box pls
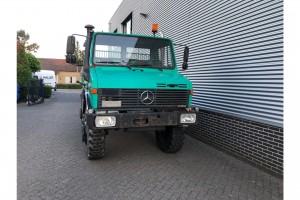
[98,89,189,107]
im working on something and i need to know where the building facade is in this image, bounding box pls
[38,58,81,84]
[109,0,283,176]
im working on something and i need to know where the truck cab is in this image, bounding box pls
[66,24,196,159]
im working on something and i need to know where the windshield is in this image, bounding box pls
[93,34,174,69]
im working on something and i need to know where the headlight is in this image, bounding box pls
[95,116,116,127]
[180,113,196,123]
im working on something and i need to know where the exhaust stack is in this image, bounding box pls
[84,24,95,68]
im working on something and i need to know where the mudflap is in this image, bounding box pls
[81,121,87,144]
[79,108,82,119]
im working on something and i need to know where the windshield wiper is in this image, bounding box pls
[154,68,163,71]
[95,61,122,64]
[127,63,152,67]
[127,63,163,71]
[95,61,133,70]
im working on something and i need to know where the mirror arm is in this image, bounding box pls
[76,81,86,86]
[72,34,87,38]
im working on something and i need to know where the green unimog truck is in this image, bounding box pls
[66,24,196,159]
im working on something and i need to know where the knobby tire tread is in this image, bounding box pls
[87,129,106,160]
[156,127,185,153]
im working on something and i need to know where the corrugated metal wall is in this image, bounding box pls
[109,0,283,127]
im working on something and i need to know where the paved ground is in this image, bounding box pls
[17,89,283,200]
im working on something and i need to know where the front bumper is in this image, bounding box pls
[86,111,196,129]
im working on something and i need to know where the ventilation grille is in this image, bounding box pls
[98,89,189,107]
[157,83,187,88]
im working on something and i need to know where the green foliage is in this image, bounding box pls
[17,30,40,87]
[17,65,32,86]
[17,41,31,86]
[44,85,52,98]
[17,41,28,67]
[74,40,84,66]
[56,84,82,89]
[27,53,41,72]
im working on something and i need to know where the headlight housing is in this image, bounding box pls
[180,113,196,123]
[95,116,116,127]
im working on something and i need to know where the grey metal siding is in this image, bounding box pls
[109,0,283,127]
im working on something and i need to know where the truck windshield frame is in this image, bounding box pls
[92,33,176,70]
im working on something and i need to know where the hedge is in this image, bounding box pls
[56,84,82,89]
[44,85,52,98]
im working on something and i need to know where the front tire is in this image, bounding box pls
[155,126,185,153]
[86,128,106,160]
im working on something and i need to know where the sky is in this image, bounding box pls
[14,0,123,59]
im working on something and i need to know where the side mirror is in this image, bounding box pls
[66,54,76,64]
[66,36,75,54]
[182,46,189,70]
[182,62,188,70]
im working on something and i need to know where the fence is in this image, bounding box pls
[27,79,44,106]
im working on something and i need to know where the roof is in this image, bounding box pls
[38,58,80,74]
[34,70,55,74]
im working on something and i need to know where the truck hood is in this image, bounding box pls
[90,67,192,89]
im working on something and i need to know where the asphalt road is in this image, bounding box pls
[17,89,283,200]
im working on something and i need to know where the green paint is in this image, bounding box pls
[87,32,193,109]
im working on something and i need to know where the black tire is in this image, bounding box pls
[86,128,106,160]
[155,126,185,153]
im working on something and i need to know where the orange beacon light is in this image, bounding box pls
[152,24,158,36]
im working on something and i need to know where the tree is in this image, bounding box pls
[27,53,41,73]
[17,40,31,85]
[17,30,39,53]
[74,40,85,66]
[17,30,30,44]
[17,30,40,86]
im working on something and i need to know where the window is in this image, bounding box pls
[94,45,121,63]
[65,77,70,83]
[122,13,132,34]
[159,47,172,68]
[126,47,150,60]
[93,34,175,69]
[65,76,77,84]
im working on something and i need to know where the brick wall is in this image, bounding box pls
[184,109,283,177]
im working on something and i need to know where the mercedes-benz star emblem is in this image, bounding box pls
[140,90,155,105]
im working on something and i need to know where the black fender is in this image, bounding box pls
[80,89,87,119]
[80,88,85,99]
[85,92,92,110]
